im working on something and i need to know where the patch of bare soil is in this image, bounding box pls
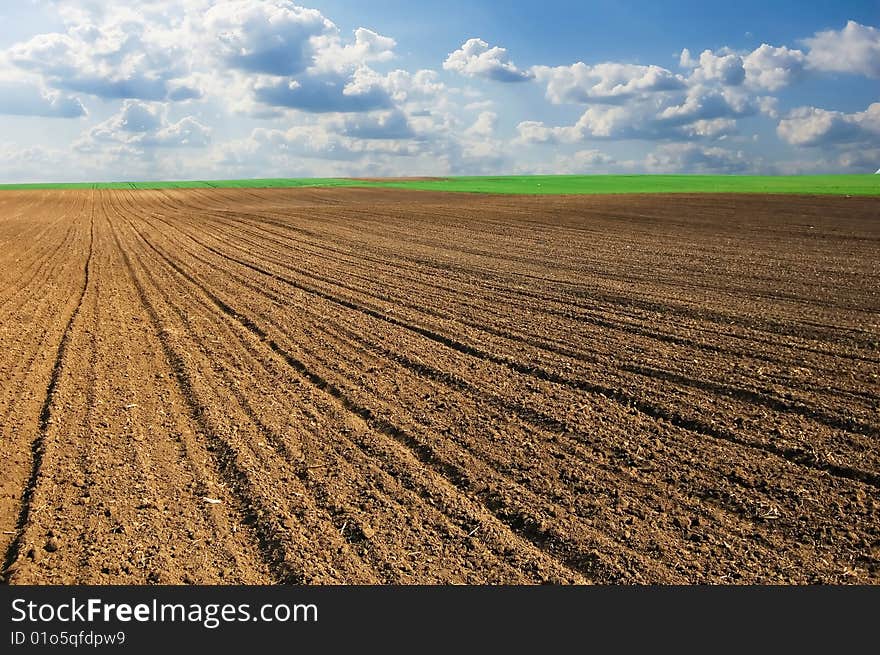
[1,188,877,584]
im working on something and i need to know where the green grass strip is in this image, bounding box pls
[0,174,877,195]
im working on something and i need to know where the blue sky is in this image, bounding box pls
[0,0,877,182]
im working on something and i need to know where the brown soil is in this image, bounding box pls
[0,188,878,584]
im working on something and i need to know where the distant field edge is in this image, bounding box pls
[0,174,878,196]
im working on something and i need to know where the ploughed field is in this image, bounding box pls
[0,187,878,584]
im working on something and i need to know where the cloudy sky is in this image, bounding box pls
[0,0,877,182]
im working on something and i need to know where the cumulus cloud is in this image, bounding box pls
[516,83,755,144]
[380,69,447,105]
[685,22,879,92]
[516,110,639,144]
[657,86,756,125]
[204,1,333,75]
[514,120,571,144]
[563,148,615,171]
[5,11,197,101]
[0,81,86,118]
[681,118,738,139]
[341,109,415,139]
[199,2,400,115]
[514,148,617,175]
[249,64,454,117]
[645,143,749,173]
[464,99,494,111]
[443,38,533,82]
[0,143,61,180]
[252,124,375,159]
[2,3,877,180]
[777,102,880,147]
[685,44,810,91]
[464,111,497,138]
[803,20,880,78]
[212,99,506,177]
[678,85,764,126]
[534,62,684,104]
[743,44,806,90]
[113,101,163,132]
[524,54,761,143]
[679,48,698,69]
[213,122,425,176]
[146,116,213,147]
[313,27,396,74]
[837,147,880,171]
[687,50,746,86]
[76,100,211,151]
[521,20,878,151]
[2,1,399,117]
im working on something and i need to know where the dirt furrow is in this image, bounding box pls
[116,191,591,583]
[1,188,877,584]
[125,199,876,583]
[1,196,94,580]
[142,213,880,484]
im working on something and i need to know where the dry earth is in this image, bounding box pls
[0,188,878,584]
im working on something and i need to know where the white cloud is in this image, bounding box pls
[313,27,396,74]
[837,147,880,171]
[687,44,811,91]
[743,44,806,90]
[341,109,415,139]
[519,19,875,152]
[803,20,880,78]
[679,48,698,69]
[0,80,86,118]
[777,102,880,147]
[533,62,684,104]
[114,101,163,132]
[513,148,616,175]
[443,38,533,82]
[515,120,573,144]
[203,1,333,75]
[381,69,447,105]
[645,143,750,173]
[203,2,394,77]
[194,2,402,115]
[657,85,756,125]
[210,95,507,177]
[464,111,497,138]
[1,3,876,181]
[772,146,880,174]
[0,143,72,182]
[524,53,760,144]
[571,105,645,138]
[5,10,197,101]
[3,1,400,116]
[682,118,738,139]
[147,116,212,147]
[688,50,745,86]
[755,95,780,118]
[682,22,878,96]
[464,99,494,111]
[253,123,415,158]
[516,82,756,144]
[211,122,445,179]
[562,148,615,172]
[76,100,210,151]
